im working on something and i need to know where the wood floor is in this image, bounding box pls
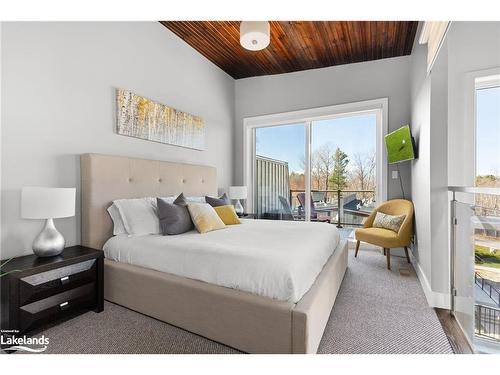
[435,308,474,354]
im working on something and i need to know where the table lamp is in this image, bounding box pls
[228,186,247,216]
[21,187,76,257]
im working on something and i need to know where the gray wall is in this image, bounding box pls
[1,22,235,258]
[409,34,432,294]
[410,32,450,304]
[234,56,412,200]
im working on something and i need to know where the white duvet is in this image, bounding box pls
[103,219,340,302]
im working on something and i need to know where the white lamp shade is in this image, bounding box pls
[228,186,248,200]
[21,187,76,219]
[240,21,270,51]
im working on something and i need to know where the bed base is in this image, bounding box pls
[104,239,348,354]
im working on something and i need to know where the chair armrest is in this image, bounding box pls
[397,213,413,245]
[362,209,377,228]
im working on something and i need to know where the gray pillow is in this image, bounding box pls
[157,193,194,235]
[205,193,231,207]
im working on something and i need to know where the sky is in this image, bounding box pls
[256,114,376,172]
[476,86,500,176]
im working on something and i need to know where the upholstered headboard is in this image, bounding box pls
[80,153,217,249]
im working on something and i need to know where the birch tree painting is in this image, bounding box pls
[116,88,205,150]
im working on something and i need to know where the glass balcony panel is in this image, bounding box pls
[454,201,475,345]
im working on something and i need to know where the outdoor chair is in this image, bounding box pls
[277,195,296,221]
[296,193,331,223]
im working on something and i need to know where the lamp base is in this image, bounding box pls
[32,218,65,257]
[234,200,244,215]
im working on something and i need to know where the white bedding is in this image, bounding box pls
[103,219,340,303]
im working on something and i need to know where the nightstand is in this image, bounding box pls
[0,246,103,335]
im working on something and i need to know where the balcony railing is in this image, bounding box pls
[475,272,500,307]
[475,304,500,341]
[288,189,375,227]
[254,156,376,226]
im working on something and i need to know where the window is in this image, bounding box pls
[471,74,500,347]
[244,99,387,226]
[475,75,500,210]
[311,114,377,225]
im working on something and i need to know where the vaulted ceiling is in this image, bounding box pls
[160,21,419,79]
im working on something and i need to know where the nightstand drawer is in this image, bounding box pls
[19,283,96,333]
[19,259,97,305]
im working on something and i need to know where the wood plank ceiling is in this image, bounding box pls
[160,21,418,79]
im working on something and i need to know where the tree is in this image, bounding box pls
[351,151,376,203]
[310,151,324,190]
[300,144,335,190]
[303,150,326,190]
[352,151,376,191]
[329,147,349,191]
[316,144,336,190]
[475,174,500,212]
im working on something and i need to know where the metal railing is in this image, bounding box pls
[475,272,500,307]
[475,304,500,341]
[289,189,375,227]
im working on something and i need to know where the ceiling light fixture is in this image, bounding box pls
[240,21,270,51]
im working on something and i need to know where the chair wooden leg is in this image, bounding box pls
[383,248,386,256]
[386,248,391,270]
[404,246,411,263]
[355,241,360,257]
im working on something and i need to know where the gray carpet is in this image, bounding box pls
[29,248,453,354]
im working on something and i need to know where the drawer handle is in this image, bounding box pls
[59,301,69,310]
[60,276,70,284]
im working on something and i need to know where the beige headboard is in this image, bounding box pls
[81,153,217,249]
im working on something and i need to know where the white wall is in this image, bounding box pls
[1,22,235,258]
[234,56,412,200]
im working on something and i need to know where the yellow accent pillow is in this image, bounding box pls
[187,203,226,234]
[214,205,241,225]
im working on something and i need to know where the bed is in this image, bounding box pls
[81,153,348,353]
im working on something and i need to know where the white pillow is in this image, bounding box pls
[186,196,206,203]
[158,196,204,204]
[107,203,127,235]
[113,197,160,236]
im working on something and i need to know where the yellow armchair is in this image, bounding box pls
[355,199,414,270]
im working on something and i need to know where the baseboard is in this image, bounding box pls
[409,250,451,309]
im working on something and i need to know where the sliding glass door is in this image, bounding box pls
[250,106,382,226]
[311,114,377,226]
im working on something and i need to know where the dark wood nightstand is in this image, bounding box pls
[0,246,103,336]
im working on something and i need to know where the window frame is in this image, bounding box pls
[243,98,389,216]
[470,70,500,182]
